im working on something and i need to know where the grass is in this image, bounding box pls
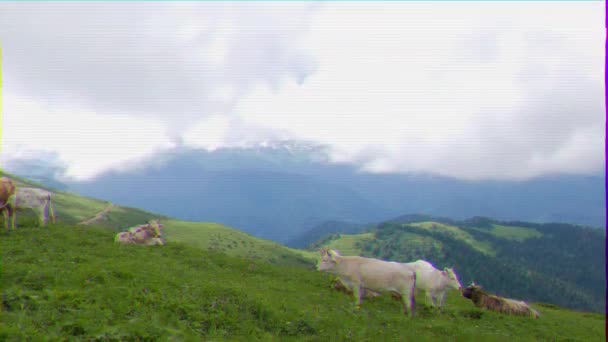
[161,219,316,268]
[487,224,543,241]
[1,224,604,341]
[409,221,495,256]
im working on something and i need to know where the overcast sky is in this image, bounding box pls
[0,2,603,181]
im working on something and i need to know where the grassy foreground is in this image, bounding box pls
[1,224,604,341]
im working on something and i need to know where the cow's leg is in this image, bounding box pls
[42,202,49,226]
[2,209,7,231]
[9,206,16,230]
[352,285,363,308]
[438,291,447,310]
[13,196,18,229]
[400,290,415,317]
[49,200,56,224]
[426,291,436,307]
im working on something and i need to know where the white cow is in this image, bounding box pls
[115,220,165,246]
[14,187,56,227]
[318,248,417,317]
[404,259,462,309]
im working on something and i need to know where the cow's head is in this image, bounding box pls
[443,267,463,290]
[148,219,164,238]
[461,283,483,299]
[317,247,340,272]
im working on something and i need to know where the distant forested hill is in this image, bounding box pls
[311,216,606,313]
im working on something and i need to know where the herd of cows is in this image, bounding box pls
[317,247,540,318]
[1,176,540,319]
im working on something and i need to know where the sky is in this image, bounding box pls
[0,1,604,181]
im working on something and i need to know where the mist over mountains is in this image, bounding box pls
[7,141,604,242]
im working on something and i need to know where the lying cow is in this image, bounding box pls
[461,283,540,318]
[317,248,416,317]
[404,260,462,309]
[115,220,165,246]
[14,187,57,227]
[0,177,16,230]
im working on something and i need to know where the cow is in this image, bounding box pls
[317,247,416,317]
[13,187,57,227]
[0,177,16,231]
[115,220,165,246]
[403,259,462,309]
[461,283,540,319]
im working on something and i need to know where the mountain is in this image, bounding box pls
[7,142,605,243]
[311,216,606,313]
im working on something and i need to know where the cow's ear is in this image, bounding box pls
[328,250,340,259]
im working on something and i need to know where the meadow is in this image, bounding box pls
[1,224,604,341]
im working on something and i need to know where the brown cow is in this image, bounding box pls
[0,177,16,230]
[461,283,540,318]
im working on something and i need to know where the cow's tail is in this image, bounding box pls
[411,271,417,316]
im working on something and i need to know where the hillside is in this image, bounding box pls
[311,217,606,313]
[0,172,315,268]
[161,219,315,268]
[2,224,605,340]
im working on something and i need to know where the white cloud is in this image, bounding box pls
[0,2,603,181]
[2,93,174,180]
[235,2,604,180]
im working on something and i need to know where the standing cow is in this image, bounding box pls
[14,187,57,227]
[317,248,417,317]
[0,177,16,230]
[404,260,463,309]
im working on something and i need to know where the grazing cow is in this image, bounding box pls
[317,248,417,317]
[404,259,463,309]
[0,177,16,230]
[461,283,540,319]
[14,187,57,227]
[115,220,165,246]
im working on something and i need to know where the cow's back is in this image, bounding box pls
[404,260,441,290]
[352,258,416,293]
[16,188,51,207]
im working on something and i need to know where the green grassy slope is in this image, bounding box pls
[1,172,314,267]
[162,219,316,267]
[2,225,604,341]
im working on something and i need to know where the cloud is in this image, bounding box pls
[0,2,318,179]
[0,2,603,181]
[235,2,604,180]
[2,93,174,180]
[0,2,317,135]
